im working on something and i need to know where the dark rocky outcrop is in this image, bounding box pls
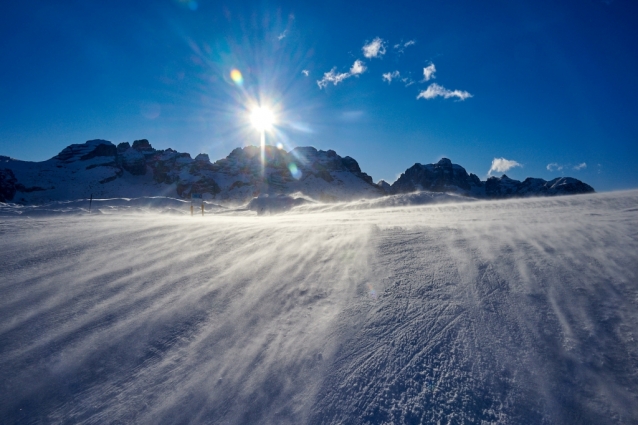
[80,143,117,160]
[392,158,483,194]
[0,169,18,202]
[119,149,147,175]
[391,158,594,198]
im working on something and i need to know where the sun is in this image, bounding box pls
[250,107,275,132]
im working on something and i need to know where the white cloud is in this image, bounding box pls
[422,64,436,81]
[404,40,416,47]
[416,83,472,101]
[573,162,587,170]
[278,30,287,40]
[317,68,350,89]
[382,71,400,83]
[301,70,309,77]
[362,37,386,59]
[350,59,367,75]
[547,163,563,172]
[488,158,522,175]
[317,60,366,89]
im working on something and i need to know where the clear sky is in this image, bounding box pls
[1,0,637,191]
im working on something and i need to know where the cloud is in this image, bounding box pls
[422,64,436,81]
[547,162,586,172]
[278,30,288,40]
[362,37,386,59]
[573,162,587,170]
[403,78,415,87]
[489,158,522,175]
[546,163,563,172]
[382,71,400,83]
[350,60,367,75]
[317,60,366,89]
[416,83,472,100]
[394,40,416,54]
[317,68,350,88]
[301,70,309,77]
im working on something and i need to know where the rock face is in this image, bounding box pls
[484,175,596,198]
[392,158,483,195]
[391,158,595,198]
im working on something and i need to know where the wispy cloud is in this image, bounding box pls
[393,40,416,54]
[422,64,436,81]
[402,77,415,87]
[573,162,587,170]
[416,83,472,100]
[489,158,522,175]
[278,30,288,40]
[382,71,400,83]
[301,70,309,77]
[547,162,586,172]
[547,163,563,172]
[317,60,366,89]
[362,37,386,59]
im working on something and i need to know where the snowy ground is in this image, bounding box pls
[1,191,637,424]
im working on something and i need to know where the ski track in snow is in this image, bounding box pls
[1,191,638,424]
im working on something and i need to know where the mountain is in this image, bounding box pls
[389,158,595,198]
[0,140,594,204]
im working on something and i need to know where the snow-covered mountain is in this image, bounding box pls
[389,157,595,197]
[0,140,594,205]
[0,139,381,205]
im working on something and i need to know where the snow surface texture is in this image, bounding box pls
[1,191,637,424]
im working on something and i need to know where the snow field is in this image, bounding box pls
[1,190,637,424]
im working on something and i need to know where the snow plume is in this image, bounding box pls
[488,157,522,174]
[417,83,472,100]
[382,70,400,83]
[362,37,386,58]
[422,63,436,81]
[3,192,638,424]
[317,60,366,88]
[0,214,375,424]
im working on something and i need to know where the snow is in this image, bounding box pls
[1,190,637,424]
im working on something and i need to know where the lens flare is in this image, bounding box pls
[288,163,302,179]
[230,69,243,85]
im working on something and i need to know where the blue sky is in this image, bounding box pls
[1,0,637,191]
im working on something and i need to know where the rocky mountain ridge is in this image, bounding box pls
[0,139,594,204]
[391,158,595,198]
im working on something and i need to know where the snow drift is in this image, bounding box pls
[1,190,637,424]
